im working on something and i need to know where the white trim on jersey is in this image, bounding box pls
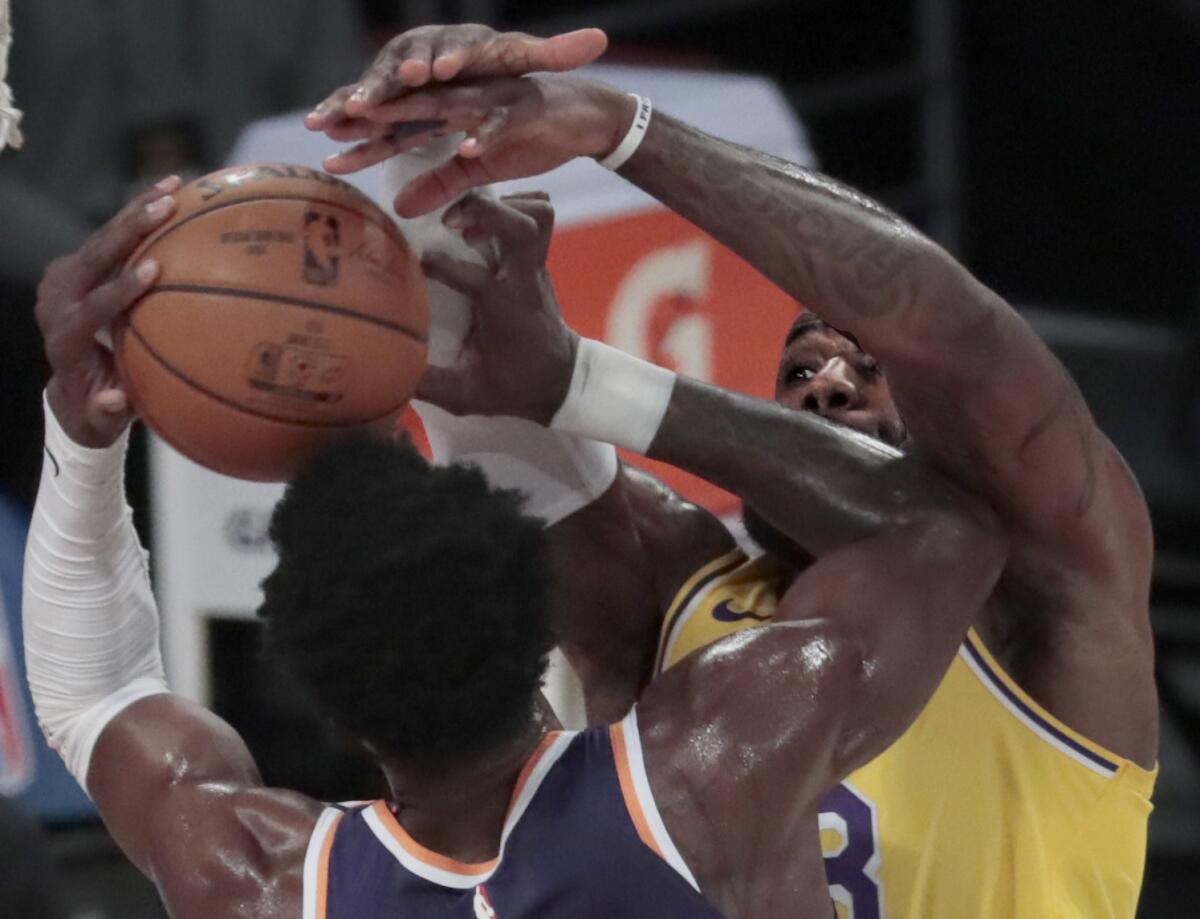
[619,709,701,891]
[957,644,1119,779]
[302,807,344,919]
[657,560,744,676]
[362,731,577,890]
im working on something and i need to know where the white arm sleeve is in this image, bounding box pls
[385,148,618,524]
[22,396,168,790]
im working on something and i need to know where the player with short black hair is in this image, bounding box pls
[260,435,554,770]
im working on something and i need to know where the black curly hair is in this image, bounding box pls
[258,434,554,771]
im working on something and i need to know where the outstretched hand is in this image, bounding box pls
[306,24,607,138]
[325,75,634,217]
[36,177,181,447]
[416,191,577,425]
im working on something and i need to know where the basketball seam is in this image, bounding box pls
[124,324,414,430]
[148,283,427,341]
[131,193,404,266]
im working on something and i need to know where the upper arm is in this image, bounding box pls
[636,511,1004,885]
[87,694,320,918]
[878,266,1151,580]
[546,462,734,720]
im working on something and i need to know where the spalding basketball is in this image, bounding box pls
[116,163,429,481]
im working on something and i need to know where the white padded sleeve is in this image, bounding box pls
[385,147,619,524]
[22,397,168,790]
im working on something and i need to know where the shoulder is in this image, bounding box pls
[155,787,323,919]
[634,621,863,883]
[618,464,738,608]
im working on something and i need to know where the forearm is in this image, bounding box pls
[648,378,971,554]
[617,109,985,358]
[22,396,168,788]
[552,341,978,557]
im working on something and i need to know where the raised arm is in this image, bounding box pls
[24,182,317,919]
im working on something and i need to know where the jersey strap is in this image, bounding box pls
[610,708,700,891]
[302,807,344,919]
[960,629,1143,780]
[655,549,747,674]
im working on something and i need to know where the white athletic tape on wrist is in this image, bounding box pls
[23,395,168,790]
[389,150,620,523]
[550,339,677,455]
[599,95,652,172]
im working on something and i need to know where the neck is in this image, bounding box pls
[379,697,559,864]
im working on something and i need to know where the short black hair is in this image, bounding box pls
[258,435,553,771]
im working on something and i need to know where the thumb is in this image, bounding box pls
[537,28,609,72]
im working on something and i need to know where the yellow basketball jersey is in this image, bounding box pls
[656,550,1157,919]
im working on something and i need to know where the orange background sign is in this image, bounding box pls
[550,207,800,515]
[403,206,801,517]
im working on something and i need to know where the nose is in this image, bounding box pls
[801,359,860,415]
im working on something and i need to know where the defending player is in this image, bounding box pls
[22,180,1003,917]
[310,24,1159,918]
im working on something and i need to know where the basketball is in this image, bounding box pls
[115,163,429,481]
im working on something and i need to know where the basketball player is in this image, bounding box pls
[23,180,1004,917]
[309,24,1159,918]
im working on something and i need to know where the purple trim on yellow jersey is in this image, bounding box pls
[961,632,1121,777]
[654,550,746,675]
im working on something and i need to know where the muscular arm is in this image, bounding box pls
[633,379,1006,914]
[617,110,1157,763]
[621,112,1117,550]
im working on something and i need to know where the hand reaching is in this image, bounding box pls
[36,177,180,447]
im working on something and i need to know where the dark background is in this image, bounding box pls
[0,1,1196,916]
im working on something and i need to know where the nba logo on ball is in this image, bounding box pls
[473,884,498,918]
[302,210,341,287]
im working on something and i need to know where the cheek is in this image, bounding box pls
[775,387,807,412]
[864,386,901,421]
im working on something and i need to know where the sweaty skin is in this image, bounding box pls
[323,38,1157,769]
[32,178,1003,918]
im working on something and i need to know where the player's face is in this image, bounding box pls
[774,326,907,447]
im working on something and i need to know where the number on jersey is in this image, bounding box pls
[819,783,884,919]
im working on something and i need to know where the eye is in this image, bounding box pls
[859,357,882,379]
[783,364,816,384]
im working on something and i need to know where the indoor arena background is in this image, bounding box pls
[0,1,1197,916]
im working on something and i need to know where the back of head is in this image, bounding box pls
[258,435,553,771]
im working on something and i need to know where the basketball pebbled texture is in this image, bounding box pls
[117,163,429,481]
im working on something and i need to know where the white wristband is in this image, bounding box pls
[599,95,652,172]
[550,339,677,455]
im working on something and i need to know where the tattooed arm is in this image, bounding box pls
[615,111,1157,765]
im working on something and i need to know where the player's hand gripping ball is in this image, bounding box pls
[115,164,429,481]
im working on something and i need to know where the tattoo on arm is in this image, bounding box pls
[627,115,931,325]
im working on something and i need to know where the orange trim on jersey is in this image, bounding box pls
[315,810,344,919]
[609,722,665,859]
[369,731,563,878]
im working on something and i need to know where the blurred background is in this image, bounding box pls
[0,1,1197,916]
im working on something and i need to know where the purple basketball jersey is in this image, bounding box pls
[303,710,726,919]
